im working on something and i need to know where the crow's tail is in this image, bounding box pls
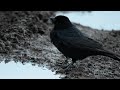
[99,50,120,61]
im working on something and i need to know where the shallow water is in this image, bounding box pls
[56,11,120,30]
[0,61,60,79]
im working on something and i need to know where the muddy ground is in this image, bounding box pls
[0,11,120,79]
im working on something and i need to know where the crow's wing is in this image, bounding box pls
[56,27,103,51]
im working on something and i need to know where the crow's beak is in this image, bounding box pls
[50,17,55,23]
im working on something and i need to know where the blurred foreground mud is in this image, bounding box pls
[0,11,120,79]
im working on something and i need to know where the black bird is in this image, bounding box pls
[50,15,120,64]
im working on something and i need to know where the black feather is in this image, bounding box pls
[50,15,120,63]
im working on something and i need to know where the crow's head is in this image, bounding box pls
[50,15,72,29]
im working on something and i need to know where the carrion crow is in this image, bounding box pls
[50,15,120,64]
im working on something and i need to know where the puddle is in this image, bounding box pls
[0,61,60,79]
[56,11,120,30]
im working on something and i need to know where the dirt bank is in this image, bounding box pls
[0,11,120,79]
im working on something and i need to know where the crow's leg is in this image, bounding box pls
[63,59,76,70]
[63,63,73,71]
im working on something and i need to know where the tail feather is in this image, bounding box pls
[100,50,120,61]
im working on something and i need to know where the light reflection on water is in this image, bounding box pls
[56,11,120,30]
[0,61,60,79]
